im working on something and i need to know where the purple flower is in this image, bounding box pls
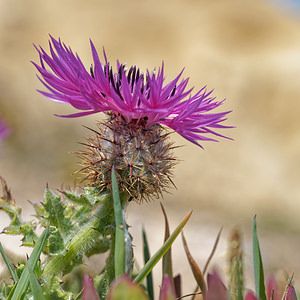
[33,36,232,147]
[0,118,10,142]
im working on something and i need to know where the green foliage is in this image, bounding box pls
[0,198,38,247]
[2,174,299,300]
[8,226,49,300]
[0,182,120,300]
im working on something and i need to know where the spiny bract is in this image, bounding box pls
[77,116,177,202]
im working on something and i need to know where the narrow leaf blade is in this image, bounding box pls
[0,242,18,282]
[142,227,154,300]
[160,203,173,282]
[203,227,222,275]
[252,216,267,300]
[134,210,192,284]
[10,226,49,300]
[28,268,46,300]
[182,232,206,297]
[111,167,125,278]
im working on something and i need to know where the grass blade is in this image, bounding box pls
[28,268,46,300]
[0,242,18,282]
[10,226,49,300]
[182,232,206,298]
[160,203,174,283]
[252,216,267,300]
[134,210,192,284]
[203,227,222,275]
[142,227,154,300]
[111,167,125,278]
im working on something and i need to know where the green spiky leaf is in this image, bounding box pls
[43,187,72,235]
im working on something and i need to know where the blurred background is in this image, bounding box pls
[1,0,300,296]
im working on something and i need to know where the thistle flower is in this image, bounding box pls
[33,36,232,201]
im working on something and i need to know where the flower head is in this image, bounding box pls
[33,36,232,147]
[33,36,232,201]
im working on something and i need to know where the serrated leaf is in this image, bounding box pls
[134,210,192,284]
[48,226,65,254]
[0,199,38,247]
[252,216,267,300]
[142,227,154,300]
[83,187,110,206]
[43,193,114,277]
[0,202,21,228]
[61,191,92,206]
[182,232,206,297]
[43,188,72,235]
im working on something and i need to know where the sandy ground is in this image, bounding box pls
[1,0,300,297]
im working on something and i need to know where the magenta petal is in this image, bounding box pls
[82,275,100,300]
[266,275,280,300]
[244,291,258,300]
[33,36,232,147]
[286,286,298,300]
[159,275,177,300]
[206,270,228,300]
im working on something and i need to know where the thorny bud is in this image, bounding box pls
[77,115,177,202]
